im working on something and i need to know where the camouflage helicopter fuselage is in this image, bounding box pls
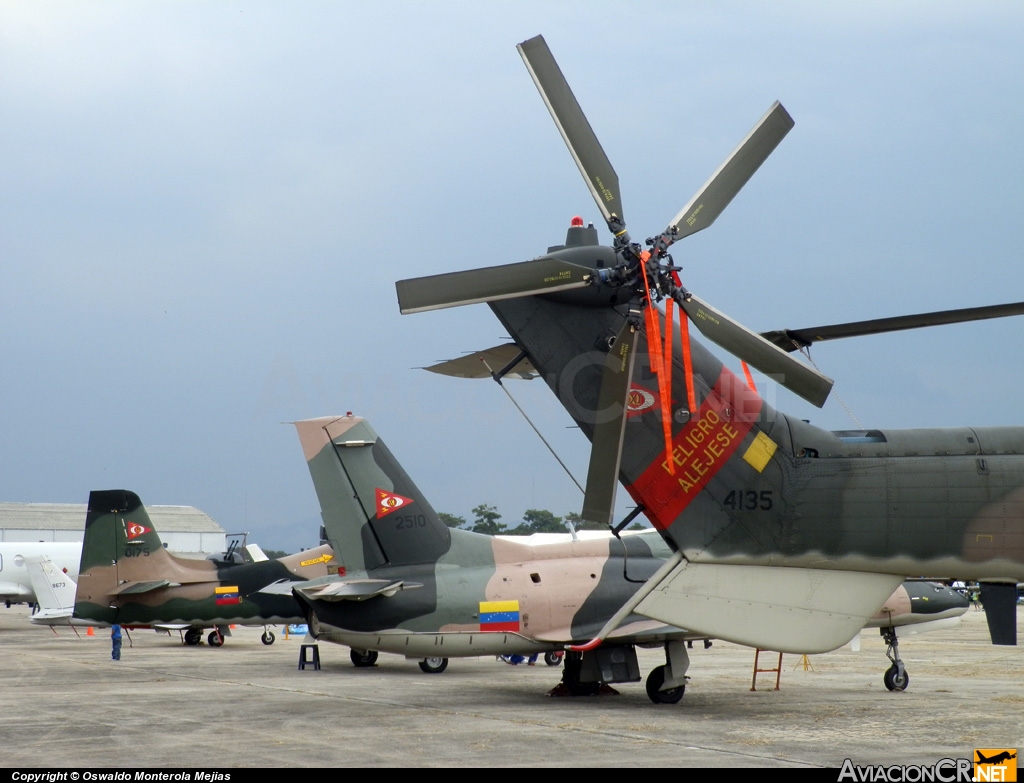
[474,263,1024,655]
[490,285,1024,581]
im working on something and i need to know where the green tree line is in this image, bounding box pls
[438,505,646,535]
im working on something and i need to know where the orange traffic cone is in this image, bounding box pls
[87,627,94,636]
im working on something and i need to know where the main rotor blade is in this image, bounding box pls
[679,294,834,407]
[582,320,639,527]
[668,101,794,241]
[518,35,623,226]
[761,301,1024,352]
[396,257,592,314]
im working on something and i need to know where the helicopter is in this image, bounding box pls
[394,35,1024,699]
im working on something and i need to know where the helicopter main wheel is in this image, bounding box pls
[350,649,379,668]
[419,657,448,674]
[645,665,685,704]
[544,651,563,667]
[207,630,224,647]
[561,653,599,696]
[884,664,909,692]
[184,628,202,646]
[261,631,275,646]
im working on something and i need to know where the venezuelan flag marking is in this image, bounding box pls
[215,585,241,605]
[480,600,520,632]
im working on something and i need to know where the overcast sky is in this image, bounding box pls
[2,2,1022,552]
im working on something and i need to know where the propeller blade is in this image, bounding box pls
[396,257,592,314]
[668,101,793,241]
[761,301,1024,352]
[582,320,639,527]
[679,294,834,407]
[518,35,623,227]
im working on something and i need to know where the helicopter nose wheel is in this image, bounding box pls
[645,665,685,704]
[884,664,909,692]
[881,626,909,691]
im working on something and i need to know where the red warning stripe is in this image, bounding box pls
[626,367,763,530]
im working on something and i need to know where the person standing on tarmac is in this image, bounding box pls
[111,624,122,660]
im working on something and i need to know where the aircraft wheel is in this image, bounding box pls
[261,631,275,646]
[419,657,448,674]
[350,649,379,667]
[544,651,563,667]
[184,629,202,646]
[561,655,599,696]
[884,665,909,692]
[207,630,224,647]
[645,665,685,704]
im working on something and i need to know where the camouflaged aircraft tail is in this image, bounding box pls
[294,416,452,572]
[77,489,165,571]
[73,489,229,625]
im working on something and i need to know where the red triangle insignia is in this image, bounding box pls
[125,521,152,540]
[375,488,414,518]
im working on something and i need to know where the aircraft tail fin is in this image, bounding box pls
[294,416,452,572]
[74,489,178,624]
[25,556,77,624]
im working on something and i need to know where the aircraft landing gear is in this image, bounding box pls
[543,651,563,667]
[560,651,599,696]
[184,628,202,646]
[645,640,690,705]
[261,630,276,645]
[208,629,224,647]
[881,626,909,691]
[350,649,379,667]
[419,656,448,674]
[645,665,684,704]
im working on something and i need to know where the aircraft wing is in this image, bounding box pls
[293,579,423,602]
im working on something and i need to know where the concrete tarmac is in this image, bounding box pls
[2,606,1022,768]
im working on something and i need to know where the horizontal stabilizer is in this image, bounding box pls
[423,344,537,380]
[256,579,306,596]
[109,580,180,596]
[294,578,422,602]
[635,562,902,654]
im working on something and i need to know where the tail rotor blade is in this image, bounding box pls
[582,320,639,526]
[668,101,793,241]
[679,294,834,407]
[397,257,593,314]
[518,35,623,228]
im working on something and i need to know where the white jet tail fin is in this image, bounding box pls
[25,556,77,624]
